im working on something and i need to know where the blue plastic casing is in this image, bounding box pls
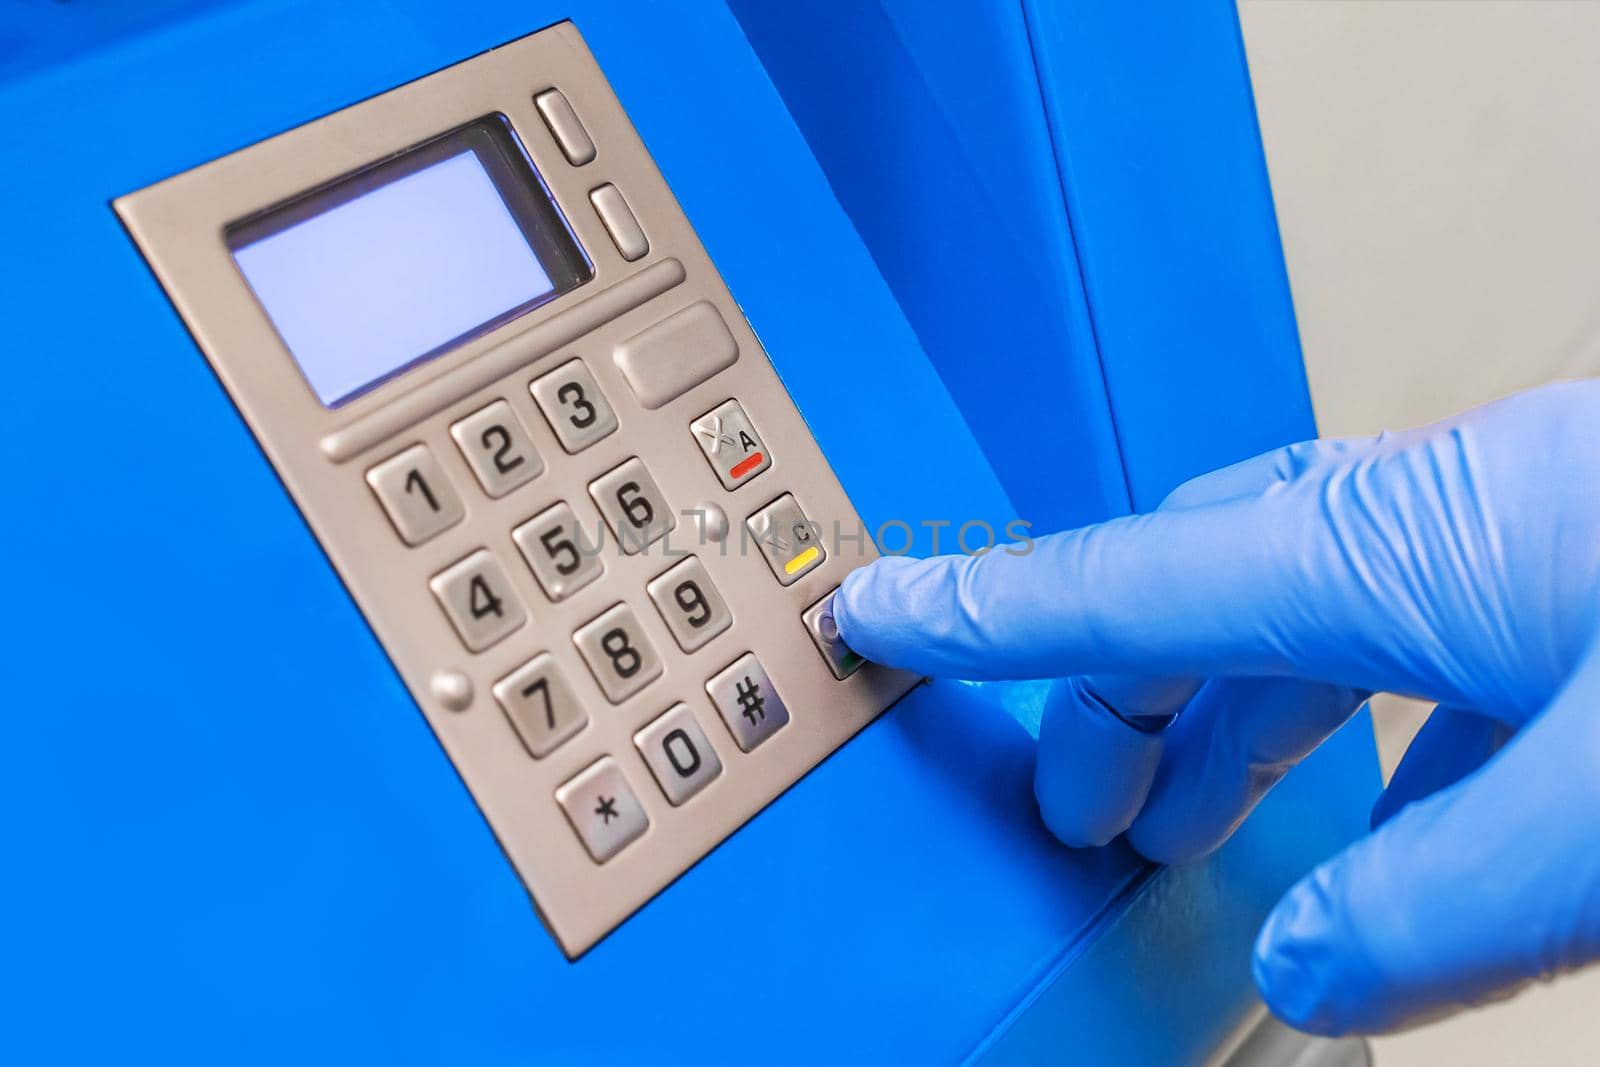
[0,1,1377,1062]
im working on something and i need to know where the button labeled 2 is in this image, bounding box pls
[450,400,544,497]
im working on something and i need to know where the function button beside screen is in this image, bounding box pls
[634,704,722,807]
[365,443,465,546]
[530,358,619,454]
[534,88,596,166]
[706,652,791,753]
[493,652,588,759]
[646,556,732,653]
[746,493,826,586]
[512,501,604,602]
[589,183,648,262]
[802,589,864,680]
[573,603,664,704]
[691,399,770,490]
[449,399,545,498]
[429,549,528,652]
[588,457,676,555]
[556,757,649,864]
[613,301,738,411]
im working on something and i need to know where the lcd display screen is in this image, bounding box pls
[228,116,591,407]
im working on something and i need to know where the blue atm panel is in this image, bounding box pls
[0,0,1378,1062]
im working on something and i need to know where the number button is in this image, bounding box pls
[512,501,604,602]
[589,457,676,555]
[573,603,663,704]
[530,359,618,454]
[556,757,649,864]
[746,493,826,585]
[429,549,528,652]
[706,652,790,752]
[449,400,544,497]
[646,556,732,653]
[366,443,465,546]
[493,653,587,758]
[634,704,722,806]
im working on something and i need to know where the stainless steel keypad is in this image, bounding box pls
[119,23,919,957]
[634,704,722,806]
[512,501,605,601]
[530,358,619,454]
[494,653,588,758]
[588,457,675,554]
[557,757,649,863]
[646,556,732,653]
[429,549,528,652]
[366,443,466,545]
[573,603,664,704]
[450,400,544,497]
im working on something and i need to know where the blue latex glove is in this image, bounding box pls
[833,380,1600,1035]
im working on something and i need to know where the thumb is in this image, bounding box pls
[1253,644,1600,1035]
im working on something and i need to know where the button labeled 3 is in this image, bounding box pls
[530,359,618,454]
[646,556,732,653]
[429,549,528,652]
[366,443,465,546]
[691,399,770,490]
[574,602,664,703]
[513,501,604,602]
[556,757,648,864]
[494,653,587,758]
[746,493,826,585]
[589,457,676,554]
[706,652,790,752]
[450,400,544,497]
[634,704,722,806]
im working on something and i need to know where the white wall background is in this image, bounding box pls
[1236,1,1600,1062]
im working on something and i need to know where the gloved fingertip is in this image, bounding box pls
[832,556,912,646]
[1251,877,1358,1037]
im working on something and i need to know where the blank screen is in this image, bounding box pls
[229,117,589,407]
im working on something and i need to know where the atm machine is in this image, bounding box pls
[0,1,1378,1062]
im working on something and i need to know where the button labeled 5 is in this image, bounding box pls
[513,501,604,602]
[366,443,465,546]
[530,359,618,454]
[450,400,544,497]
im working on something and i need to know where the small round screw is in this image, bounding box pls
[431,669,474,712]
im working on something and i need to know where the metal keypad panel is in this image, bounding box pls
[116,22,917,957]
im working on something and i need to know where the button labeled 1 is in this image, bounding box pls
[493,653,587,758]
[530,359,618,454]
[646,556,732,653]
[706,652,790,752]
[634,704,722,806]
[691,399,770,490]
[366,443,465,546]
[746,494,826,585]
[556,757,648,863]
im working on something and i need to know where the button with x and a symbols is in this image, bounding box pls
[555,756,649,863]
[706,652,791,753]
[691,399,770,490]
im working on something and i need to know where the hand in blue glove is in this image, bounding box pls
[833,380,1600,1036]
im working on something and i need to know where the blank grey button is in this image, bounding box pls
[634,704,722,806]
[746,493,827,585]
[802,589,864,679]
[534,88,596,166]
[573,602,664,704]
[529,358,619,454]
[614,301,739,410]
[449,399,544,497]
[556,757,648,863]
[590,183,648,261]
[646,556,732,653]
[706,652,790,752]
[589,457,676,555]
[429,549,528,652]
[366,443,465,546]
[512,501,604,602]
[493,653,587,758]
